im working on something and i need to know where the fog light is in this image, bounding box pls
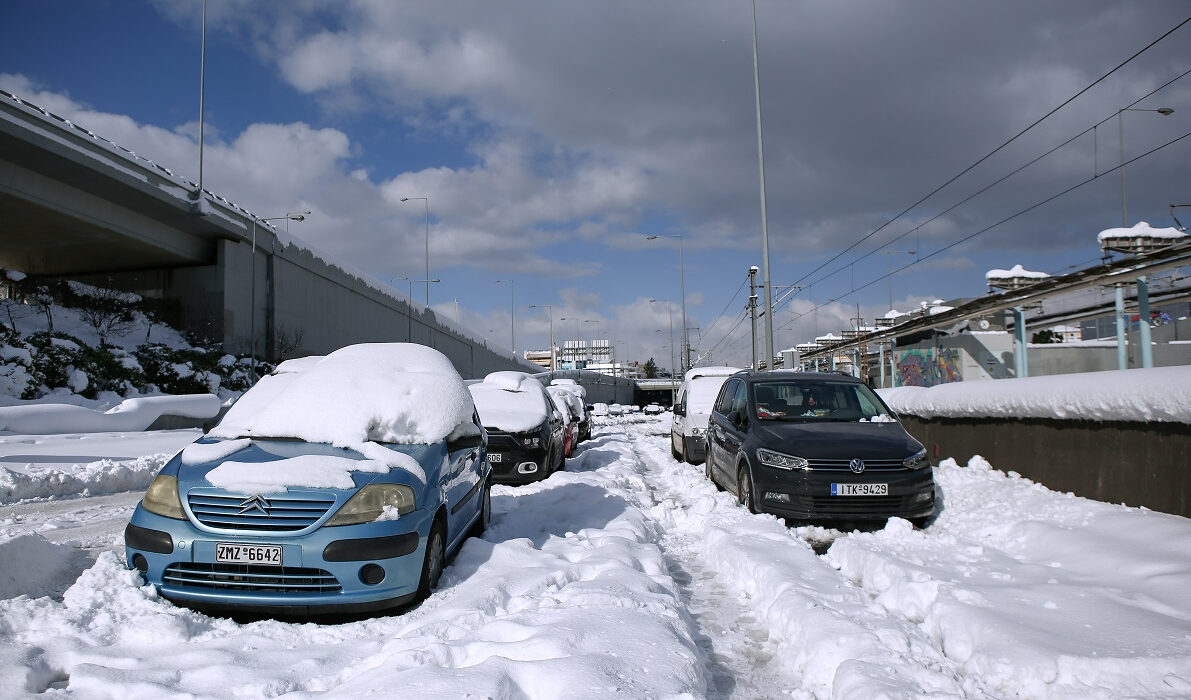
[359,564,386,586]
[517,462,539,474]
[132,553,149,573]
[764,492,791,503]
[912,490,934,503]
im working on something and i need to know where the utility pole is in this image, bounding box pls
[748,266,759,370]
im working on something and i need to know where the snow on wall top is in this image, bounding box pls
[210,343,474,446]
[878,365,1191,423]
[1097,221,1186,243]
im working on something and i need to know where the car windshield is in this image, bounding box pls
[752,380,894,422]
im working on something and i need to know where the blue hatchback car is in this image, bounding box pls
[124,343,491,616]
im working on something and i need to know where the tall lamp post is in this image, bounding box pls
[529,304,555,370]
[884,249,917,310]
[650,298,676,382]
[1118,107,1174,226]
[400,197,431,305]
[751,0,775,371]
[646,234,689,372]
[406,278,439,341]
[495,279,515,354]
[249,211,307,377]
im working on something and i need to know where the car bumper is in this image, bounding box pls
[486,445,550,484]
[124,506,433,615]
[751,465,935,521]
[683,435,707,462]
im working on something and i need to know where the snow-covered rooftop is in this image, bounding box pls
[1097,221,1185,243]
[985,264,1050,281]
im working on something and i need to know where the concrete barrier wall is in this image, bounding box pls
[899,415,1190,518]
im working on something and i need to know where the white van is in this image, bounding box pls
[670,366,742,464]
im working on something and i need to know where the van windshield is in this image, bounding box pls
[752,380,894,423]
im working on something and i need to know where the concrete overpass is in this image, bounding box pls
[0,88,538,377]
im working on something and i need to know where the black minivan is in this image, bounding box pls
[705,371,935,525]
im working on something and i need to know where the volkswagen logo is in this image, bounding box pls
[237,494,271,515]
[848,458,866,474]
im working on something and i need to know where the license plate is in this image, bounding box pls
[489,453,503,463]
[831,483,888,496]
[216,543,282,566]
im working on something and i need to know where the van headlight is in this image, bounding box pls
[903,449,929,469]
[756,448,809,471]
[690,427,706,438]
[326,484,416,526]
[142,474,185,519]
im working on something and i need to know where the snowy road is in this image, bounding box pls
[1,417,1190,698]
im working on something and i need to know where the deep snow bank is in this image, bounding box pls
[0,394,220,435]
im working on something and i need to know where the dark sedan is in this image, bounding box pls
[705,371,935,525]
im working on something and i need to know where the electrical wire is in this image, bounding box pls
[786,14,1191,294]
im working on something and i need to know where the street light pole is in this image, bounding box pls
[495,280,514,354]
[884,250,917,311]
[751,0,775,371]
[249,211,307,377]
[646,234,689,372]
[529,304,555,370]
[407,278,440,341]
[1118,107,1174,226]
[400,197,431,305]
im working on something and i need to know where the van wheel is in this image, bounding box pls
[671,434,682,461]
[417,519,447,602]
[738,466,757,514]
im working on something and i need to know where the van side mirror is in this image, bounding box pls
[673,404,685,416]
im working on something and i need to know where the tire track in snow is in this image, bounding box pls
[620,420,993,699]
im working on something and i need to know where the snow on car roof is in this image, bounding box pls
[684,366,742,381]
[210,343,473,447]
[469,372,551,433]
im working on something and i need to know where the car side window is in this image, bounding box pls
[713,380,737,414]
[730,381,748,418]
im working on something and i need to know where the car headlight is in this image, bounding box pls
[325,484,416,526]
[690,427,706,438]
[142,474,185,519]
[903,449,929,469]
[756,448,809,470]
[523,435,541,448]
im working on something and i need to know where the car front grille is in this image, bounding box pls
[806,458,908,471]
[798,494,912,515]
[187,491,336,532]
[163,562,341,593]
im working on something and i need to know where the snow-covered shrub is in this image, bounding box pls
[23,331,146,400]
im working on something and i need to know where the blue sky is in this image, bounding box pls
[2,0,1189,368]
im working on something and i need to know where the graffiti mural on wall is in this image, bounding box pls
[897,348,963,387]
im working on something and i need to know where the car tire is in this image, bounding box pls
[705,456,719,489]
[671,433,682,461]
[471,481,492,538]
[417,518,447,602]
[683,437,703,466]
[737,465,757,514]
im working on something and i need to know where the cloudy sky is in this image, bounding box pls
[3,1,1188,369]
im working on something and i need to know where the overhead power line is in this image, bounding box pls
[788,13,1191,293]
